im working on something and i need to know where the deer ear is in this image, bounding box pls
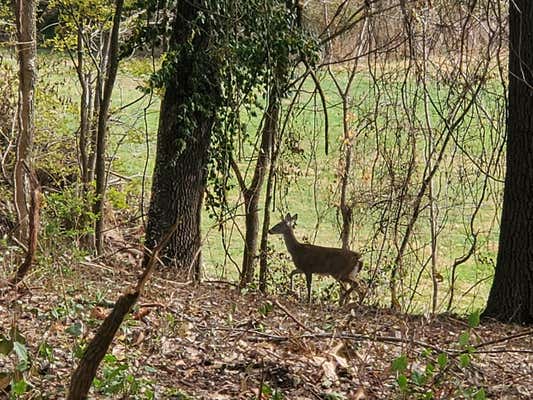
[285,213,291,221]
[292,214,298,221]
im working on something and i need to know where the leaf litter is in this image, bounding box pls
[0,260,532,399]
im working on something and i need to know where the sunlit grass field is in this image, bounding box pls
[2,49,504,314]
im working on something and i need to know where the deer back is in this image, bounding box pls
[289,243,361,278]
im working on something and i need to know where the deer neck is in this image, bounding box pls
[282,228,299,254]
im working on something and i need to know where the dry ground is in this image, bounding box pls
[1,256,532,399]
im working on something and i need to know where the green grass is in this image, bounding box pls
[7,50,505,315]
[115,61,503,314]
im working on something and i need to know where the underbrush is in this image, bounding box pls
[1,261,531,399]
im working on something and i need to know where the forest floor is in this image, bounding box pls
[1,254,532,400]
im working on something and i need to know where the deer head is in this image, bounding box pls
[268,213,298,235]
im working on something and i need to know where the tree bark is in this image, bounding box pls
[93,0,124,254]
[12,0,36,243]
[238,96,279,287]
[76,26,92,185]
[144,0,220,278]
[258,120,280,292]
[339,96,353,251]
[483,0,533,324]
[11,171,40,284]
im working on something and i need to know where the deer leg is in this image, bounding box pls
[343,283,356,305]
[340,280,358,305]
[289,269,302,292]
[353,279,366,303]
[338,277,361,305]
[305,273,312,304]
[336,281,346,305]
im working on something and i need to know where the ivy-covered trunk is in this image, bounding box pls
[144,0,220,278]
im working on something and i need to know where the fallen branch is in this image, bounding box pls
[214,327,447,354]
[473,329,533,350]
[273,299,313,333]
[218,327,533,358]
[67,218,179,400]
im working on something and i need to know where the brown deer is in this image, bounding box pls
[268,213,363,304]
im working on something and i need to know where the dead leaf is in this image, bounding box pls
[133,330,145,346]
[322,359,338,385]
[90,306,108,320]
[328,342,349,368]
[0,372,11,390]
[352,387,367,400]
[133,307,151,320]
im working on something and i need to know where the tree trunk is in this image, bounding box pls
[258,123,279,292]
[67,222,178,400]
[145,95,212,277]
[483,0,533,324]
[87,32,108,184]
[239,97,279,287]
[144,0,220,279]
[76,26,93,186]
[93,0,124,255]
[12,0,36,243]
[339,99,353,251]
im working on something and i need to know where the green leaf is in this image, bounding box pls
[0,334,13,355]
[392,355,408,372]
[258,302,273,316]
[468,310,481,328]
[261,383,273,395]
[397,374,408,391]
[437,353,448,368]
[104,353,118,363]
[459,331,470,347]
[474,388,486,400]
[459,353,470,368]
[11,378,28,395]
[13,341,27,359]
[411,370,426,386]
[38,341,54,361]
[13,342,29,371]
[422,391,434,400]
[421,348,431,357]
[66,321,83,337]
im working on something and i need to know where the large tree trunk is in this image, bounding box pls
[145,95,212,278]
[12,0,36,243]
[483,0,533,324]
[144,0,219,279]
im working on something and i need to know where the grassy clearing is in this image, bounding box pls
[7,51,504,314]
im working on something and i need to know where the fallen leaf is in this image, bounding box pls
[352,387,366,400]
[133,307,151,320]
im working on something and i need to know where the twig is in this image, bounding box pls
[214,327,447,354]
[473,329,533,350]
[138,302,166,309]
[273,299,313,333]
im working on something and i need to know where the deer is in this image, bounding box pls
[268,213,364,304]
